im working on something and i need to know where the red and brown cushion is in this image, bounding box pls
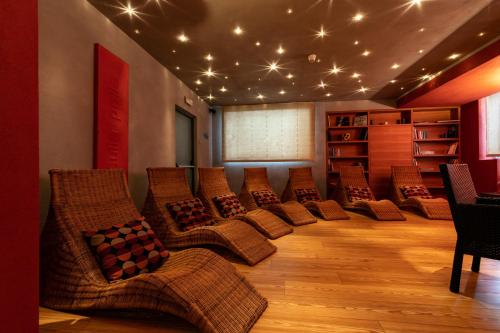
[83,218,169,282]
[346,186,373,202]
[166,198,215,231]
[213,193,247,218]
[400,185,433,199]
[252,190,281,207]
[295,188,321,203]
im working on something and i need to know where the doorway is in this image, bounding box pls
[175,106,196,191]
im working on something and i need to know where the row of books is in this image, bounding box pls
[414,128,429,139]
[413,142,459,155]
[328,114,368,127]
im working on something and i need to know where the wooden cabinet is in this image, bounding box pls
[325,107,460,199]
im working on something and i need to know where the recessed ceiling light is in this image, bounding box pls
[203,67,216,77]
[247,87,251,90]
[354,40,359,45]
[391,63,400,69]
[258,78,261,81]
[220,86,227,92]
[419,27,425,32]
[207,94,215,100]
[195,79,202,85]
[409,0,422,7]
[255,41,261,46]
[205,54,214,61]
[318,80,327,89]
[448,53,461,60]
[235,61,240,66]
[177,33,189,42]
[266,61,281,72]
[233,26,243,35]
[286,73,294,79]
[357,79,362,83]
[224,76,229,79]
[478,32,486,37]
[292,82,295,85]
[277,45,285,54]
[357,86,368,93]
[400,87,405,90]
[421,67,426,71]
[418,49,424,54]
[257,94,264,99]
[390,79,397,83]
[172,49,176,53]
[325,93,332,97]
[175,66,180,70]
[351,72,361,78]
[279,89,286,95]
[362,50,371,56]
[352,13,364,22]
[420,74,430,80]
[329,64,342,75]
[134,29,140,34]
[287,8,293,14]
[121,3,139,18]
[316,26,328,38]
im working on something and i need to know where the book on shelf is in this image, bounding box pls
[360,128,368,140]
[413,128,428,139]
[447,142,458,155]
[353,115,368,126]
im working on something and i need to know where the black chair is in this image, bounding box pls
[440,163,500,293]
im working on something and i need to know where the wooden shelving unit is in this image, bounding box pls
[325,107,460,199]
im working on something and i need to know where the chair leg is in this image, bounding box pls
[450,240,464,293]
[471,256,481,273]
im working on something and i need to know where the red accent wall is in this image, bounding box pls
[94,44,129,172]
[460,101,499,193]
[0,1,39,332]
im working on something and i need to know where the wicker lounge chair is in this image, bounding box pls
[239,168,317,226]
[281,167,349,220]
[440,163,500,293]
[336,166,406,221]
[391,166,452,220]
[195,167,293,239]
[143,167,277,265]
[40,169,267,333]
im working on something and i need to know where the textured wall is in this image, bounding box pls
[213,100,395,197]
[39,0,211,225]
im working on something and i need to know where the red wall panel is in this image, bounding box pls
[0,1,39,332]
[94,44,129,172]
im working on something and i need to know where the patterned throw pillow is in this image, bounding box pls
[400,185,433,199]
[346,186,373,202]
[213,193,247,218]
[295,188,321,203]
[166,198,215,231]
[83,218,169,282]
[252,190,281,207]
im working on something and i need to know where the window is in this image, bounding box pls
[485,92,500,157]
[222,103,315,161]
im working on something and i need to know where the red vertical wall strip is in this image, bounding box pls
[0,1,39,332]
[94,44,130,173]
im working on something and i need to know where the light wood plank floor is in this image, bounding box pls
[40,211,500,332]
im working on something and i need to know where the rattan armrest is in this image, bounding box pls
[476,197,500,205]
[456,203,500,239]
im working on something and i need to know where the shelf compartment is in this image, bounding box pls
[329,156,368,159]
[415,154,459,158]
[414,138,458,142]
[328,140,368,144]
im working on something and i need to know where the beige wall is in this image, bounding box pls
[39,0,211,224]
[213,100,395,197]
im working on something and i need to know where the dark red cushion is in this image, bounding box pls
[252,190,280,207]
[400,185,433,199]
[346,186,373,202]
[83,218,169,282]
[213,193,247,218]
[166,198,215,231]
[295,188,321,203]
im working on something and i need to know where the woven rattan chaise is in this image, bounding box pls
[391,166,452,220]
[40,169,267,333]
[281,167,349,220]
[336,166,406,221]
[441,163,500,293]
[239,168,317,226]
[195,167,293,239]
[143,167,277,265]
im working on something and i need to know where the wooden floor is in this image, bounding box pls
[40,211,500,332]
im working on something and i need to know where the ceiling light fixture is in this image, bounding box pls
[352,13,364,22]
[419,27,425,32]
[255,41,261,46]
[448,53,461,60]
[203,67,216,77]
[362,50,371,56]
[207,94,215,100]
[354,40,359,45]
[220,86,227,92]
[329,64,342,75]
[286,73,294,79]
[235,61,240,66]
[205,54,213,61]
[175,66,180,70]
[390,80,397,83]
[279,90,286,95]
[357,86,368,93]
[391,63,400,69]
[121,3,139,18]
[277,45,285,54]
[177,33,189,42]
[418,49,424,54]
[134,29,140,34]
[325,93,332,97]
[195,79,202,85]
[233,26,243,35]
[257,94,264,99]
[172,49,176,53]
[351,72,361,78]
[318,80,327,89]
[266,61,281,72]
[478,32,485,37]
[287,8,293,14]
[316,26,328,38]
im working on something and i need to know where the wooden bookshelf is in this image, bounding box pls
[325,107,460,199]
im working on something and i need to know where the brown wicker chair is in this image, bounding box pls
[440,164,500,293]
[239,168,317,226]
[391,166,452,220]
[40,169,267,333]
[336,166,406,221]
[281,167,349,220]
[142,167,277,265]
[195,167,293,239]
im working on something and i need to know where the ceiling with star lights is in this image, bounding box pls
[88,0,500,105]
